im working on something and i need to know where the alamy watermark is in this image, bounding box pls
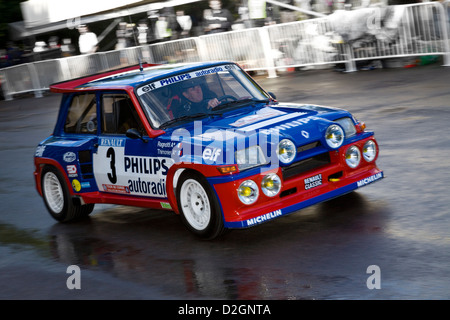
[66,265,81,290]
[65,264,381,291]
[366,265,381,289]
[170,120,282,173]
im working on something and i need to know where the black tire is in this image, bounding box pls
[41,166,94,222]
[176,171,225,239]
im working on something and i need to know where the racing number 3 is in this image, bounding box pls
[106,147,117,184]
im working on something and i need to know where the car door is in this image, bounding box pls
[93,91,173,199]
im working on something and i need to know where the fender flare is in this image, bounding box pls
[166,163,222,214]
[34,157,73,197]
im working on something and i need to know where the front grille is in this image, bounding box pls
[282,152,330,180]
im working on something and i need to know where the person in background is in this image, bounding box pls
[78,25,98,54]
[203,0,234,34]
[176,10,193,38]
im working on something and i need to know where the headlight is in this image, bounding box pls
[277,139,296,164]
[345,145,361,168]
[237,180,259,205]
[325,124,344,149]
[235,146,268,171]
[335,117,356,137]
[363,140,377,162]
[261,173,281,197]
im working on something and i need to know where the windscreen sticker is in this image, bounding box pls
[136,64,239,96]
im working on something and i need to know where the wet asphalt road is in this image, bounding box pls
[1,63,450,300]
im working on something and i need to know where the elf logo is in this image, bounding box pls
[202,147,221,163]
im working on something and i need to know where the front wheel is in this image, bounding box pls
[176,171,225,239]
[41,166,94,222]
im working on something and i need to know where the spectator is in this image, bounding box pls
[203,0,234,34]
[137,20,149,45]
[155,16,173,41]
[176,10,193,38]
[248,0,267,27]
[78,25,98,54]
[33,41,47,53]
[115,22,128,50]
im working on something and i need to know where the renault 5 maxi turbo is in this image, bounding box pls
[34,61,384,239]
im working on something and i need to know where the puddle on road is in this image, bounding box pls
[0,223,50,256]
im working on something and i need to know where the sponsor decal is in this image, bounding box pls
[160,202,172,209]
[230,107,286,127]
[93,140,173,198]
[99,137,125,147]
[157,141,177,148]
[80,182,90,189]
[124,156,169,176]
[35,145,46,157]
[202,147,221,162]
[127,178,166,196]
[72,179,81,192]
[66,165,78,177]
[357,172,383,187]
[103,184,130,194]
[63,151,76,162]
[238,112,306,132]
[157,141,177,156]
[258,115,319,134]
[137,64,238,96]
[246,209,282,226]
[304,174,322,190]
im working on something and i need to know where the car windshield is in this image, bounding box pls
[136,63,271,129]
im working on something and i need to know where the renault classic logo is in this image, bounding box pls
[301,130,309,138]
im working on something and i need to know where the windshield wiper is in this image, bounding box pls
[212,98,270,112]
[159,113,220,129]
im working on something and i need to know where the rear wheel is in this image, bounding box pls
[176,171,225,239]
[41,166,94,222]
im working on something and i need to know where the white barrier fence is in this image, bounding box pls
[1,2,449,100]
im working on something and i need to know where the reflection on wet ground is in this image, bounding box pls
[37,192,389,300]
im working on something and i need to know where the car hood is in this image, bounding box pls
[167,103,353,164]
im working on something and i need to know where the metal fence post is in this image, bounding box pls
[27,63,43,98]
[58,58,72,81]
[258,27,278,78]
[0,69,11,100]
[344,43,357,72]
[194,37,210,62]
[441,0,450,66]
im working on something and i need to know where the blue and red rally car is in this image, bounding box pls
[34,61,383,239]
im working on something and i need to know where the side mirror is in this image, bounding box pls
[268,92,277,100]
[126,128,148,143]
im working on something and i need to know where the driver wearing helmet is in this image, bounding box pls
[170,78,220,118]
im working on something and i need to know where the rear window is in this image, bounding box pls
[64,93,97,134]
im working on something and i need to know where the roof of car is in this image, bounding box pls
[49,61,233,93]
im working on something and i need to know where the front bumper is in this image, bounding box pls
[210,136,384,229]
